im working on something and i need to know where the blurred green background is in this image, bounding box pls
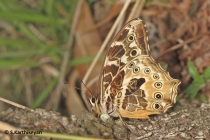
[0,0,79,109]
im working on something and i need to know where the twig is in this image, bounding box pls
[19,69,32,107]
[0,97,33,111]
[157,32,210,60]
[127,0,145,21]
[46,0,83,110]
[28,24,51,44]
[83,4,122,33]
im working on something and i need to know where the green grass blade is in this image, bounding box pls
[187,57,200,79]
[0,51,42,59]
[0,12,65,24]
[203,66,210,81]
[185,76,204,99]
[0,60,39,69]
[69,55,104,66]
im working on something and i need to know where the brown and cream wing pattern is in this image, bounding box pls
[99,18,151,114]
[114,56,180,118]
[92,18,180,119]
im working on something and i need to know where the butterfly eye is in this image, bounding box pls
[144,68,150,74]
[154,92,162,100]
[130,49,138,57]
[128,62,135,68]
[128,35,134,42]
[154,82,163,89]
[153,74,159,79]
[152,103,162,110]
[133,66,140,73]
[91,97,96,103]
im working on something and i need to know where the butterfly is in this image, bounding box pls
[88,18,181,120]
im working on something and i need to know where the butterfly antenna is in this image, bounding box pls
[65,82,92,96]
[80,80,93,98]
[80,80,96,111]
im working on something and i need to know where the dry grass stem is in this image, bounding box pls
[46,0,83,110]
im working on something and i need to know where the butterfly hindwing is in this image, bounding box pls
[114,56,180,118]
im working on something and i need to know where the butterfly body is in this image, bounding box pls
[89,18,180,119]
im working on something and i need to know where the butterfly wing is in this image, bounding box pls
[98,18,149,114]
[96,18,180,118]
[114,56,180,118]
